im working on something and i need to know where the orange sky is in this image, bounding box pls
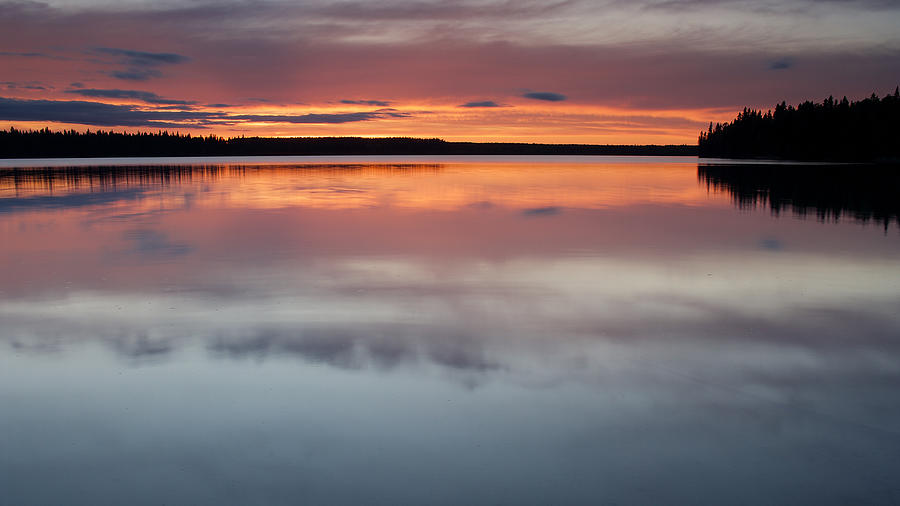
[0,102,729,144]
[1,1,898,143]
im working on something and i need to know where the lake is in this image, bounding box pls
[1,156,899,505]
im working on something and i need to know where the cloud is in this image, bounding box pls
[152,104,197,110]
[459,100,502,108]
[522,92,567,102]
[229,111,412,124]
[341,99,391,106]
[92,47,189,81]
[1,81,49,91]
[0,96,412,128]
[303,0,581,21]
[522,206,562,216]
[0,96,222,128]
[65,88,197,105]
[641,0,900,13]
[110,68,163,81]
[769,58,793,70]
[93,47,190,66]
[0,51,47,58]
[0,49,70,61]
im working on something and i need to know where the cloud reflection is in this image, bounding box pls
[1,161,899,392]
[208,326,500,373]
[2,161,900,506]
[124,229,192,257]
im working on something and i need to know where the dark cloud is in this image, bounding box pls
[92,47,189,81]
[1,81,48,91]
[769,58,793,70]
[467,201,496,209]
[640,0,772,12]
[459,100,502,107]
[341,99,392,106]
[642,0,900,13]
[374,108,411,118]
[94,47,190,66]
[65,88,196,105]
[0,48,69,61]
[229,111,412,124]
[110,68,163,81]
[522,91,567,101]
[0,96,411,128]
[0,51,47,58]
[303,0,581,21]
[522,206,562,216]
[153,104,197,110]
[0,96,221,128]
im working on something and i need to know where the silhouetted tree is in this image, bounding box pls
[0,129,696,158]
[698,88,900,161]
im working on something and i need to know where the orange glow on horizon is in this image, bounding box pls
[0,93,735,144]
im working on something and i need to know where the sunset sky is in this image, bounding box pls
[2,0,899,143]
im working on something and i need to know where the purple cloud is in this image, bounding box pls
[65,88,196,105]
[459,101,502,108]
[522,92,567,102]
[341,99,392,106]
[0,96,412,128]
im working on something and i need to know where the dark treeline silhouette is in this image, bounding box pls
[698,88,900,161]
[699,163,900,230]
[0,128,696,158]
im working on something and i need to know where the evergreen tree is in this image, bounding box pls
[698,88,900,161]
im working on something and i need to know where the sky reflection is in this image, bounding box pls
[2,158,900,505]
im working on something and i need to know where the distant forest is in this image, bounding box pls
[699,88,900,161]
[0,128,696,158]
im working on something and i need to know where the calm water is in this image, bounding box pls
[1,156,899,505]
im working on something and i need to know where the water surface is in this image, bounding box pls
[1,156,899,505]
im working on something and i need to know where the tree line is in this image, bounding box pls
[699,88,900,161]
[0,128,696,158]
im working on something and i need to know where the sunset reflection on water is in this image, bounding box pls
[1,157,899,506]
